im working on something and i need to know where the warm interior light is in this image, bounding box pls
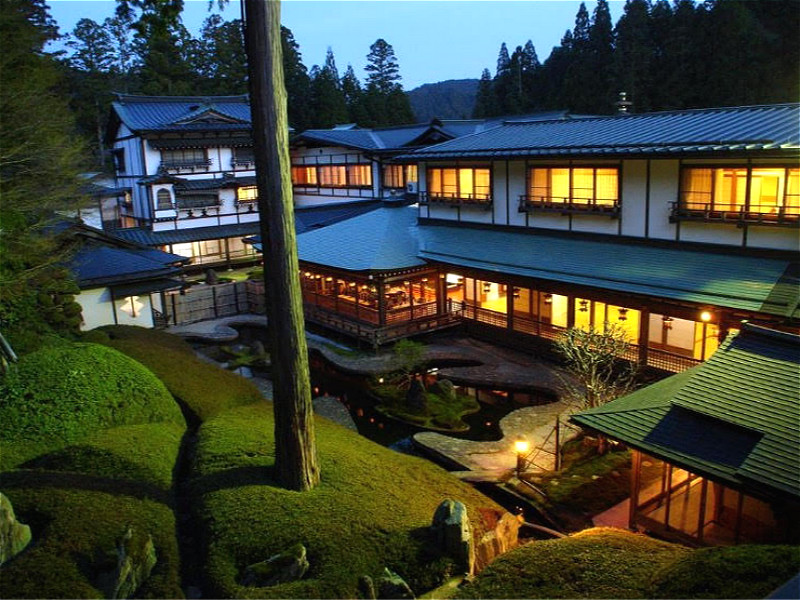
[513,287,520,299]
[544,293,553,305]
[514,439,530,454]
[700,310,713,322]
[325,277,333,282]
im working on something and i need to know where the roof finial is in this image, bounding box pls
[616,91,633,114]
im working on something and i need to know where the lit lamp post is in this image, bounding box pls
[514,438,529,477]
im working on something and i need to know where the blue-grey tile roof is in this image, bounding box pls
[296,205,425,271]
[572,324,800,498]
[403,103,800,160]
[418,224,798,317]
[111,222,262,246]
[70,244,185,288]
[112,94,251,134]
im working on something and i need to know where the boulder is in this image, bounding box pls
[0,492,32,565]
[251,340,266,357]
[430,379,456,401]
[431,499,474,575]
[473,510,521,573]
[205,269,219,285]
[377,568,415,599]
[96,526,158,599]
[241,543,309,588]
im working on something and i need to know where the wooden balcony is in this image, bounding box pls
[418,191,493,210]
[670,201,800,228]
[518,195,621,217]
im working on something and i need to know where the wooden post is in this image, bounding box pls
[697,478,709,543]
[554,415,561,471]
[378,279,386,326]
[629,450,642,530]
[243,0,319,491]
[638,308,650,366]
[664,464,673,530]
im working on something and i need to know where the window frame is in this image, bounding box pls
[383,164,418,189]
[291,161,373,190]
[424,165,493,205]
[521,164,621,215]
[160,148,210,170]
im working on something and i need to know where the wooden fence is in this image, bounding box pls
[163,280,265,326]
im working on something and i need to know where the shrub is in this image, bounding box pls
[0,483,182,599]
[100,326,263,422]
[192,403,504,598]
[0,343,184,468]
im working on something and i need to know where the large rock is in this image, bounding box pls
[96,526,158,599]
[473,510,521,573]
[241,543,309,588]
[0,492,32,565]
[431,499,474,575]
[405,378,427,413]
[377,568,415,599]
[358,574,376,599]
[430,379,456,401]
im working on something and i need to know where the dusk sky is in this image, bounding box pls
[48,0,625,90]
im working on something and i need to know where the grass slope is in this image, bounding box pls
[99,326,263,422]
[0,342,183,470]
[455,528,800,599]
[192,402,505,598]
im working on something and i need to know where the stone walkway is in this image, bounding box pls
[169,315,579,478]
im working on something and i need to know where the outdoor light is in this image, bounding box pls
[483,282,491,292]
[421,278,428,282]
[514,438,530,476]
[513,287,521,299]
[544,293,553,305]
[662,315,673,330]
[700,310,713,322]
[579,299,589,312]
[378,377,384,384]
[618,308,628,321]
[325,277,333,282]
[349,282,356,287]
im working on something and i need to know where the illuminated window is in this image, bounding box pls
[161,148,207,168]
[528,166,619,208]
[318,165,347,187]
[156,189,172,210]
[427,167,491,202]
[383,164,417,188]
[346,164,372,187]
[291,166,318,185]
[680,167,800,215]
[237,186,258,203]
[119,296,144,318]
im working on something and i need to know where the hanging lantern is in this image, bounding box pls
[579,299,589,312]
[513,287,521,299]
[662,315,673,330]
[483,281,491,293]
[618,308,628,321]
[543,293,553,305]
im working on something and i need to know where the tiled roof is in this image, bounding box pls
[403,103,800,160]
[111,222,262,246]
[296,205,425,271]
[417,224,799,317]
[572,324,800,498]
[70,244,185,288]
[112,94,251,134]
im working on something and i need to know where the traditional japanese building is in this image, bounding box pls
[289,103,799,371]
[571,324,800,546]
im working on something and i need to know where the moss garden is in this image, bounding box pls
[1,326,797,599]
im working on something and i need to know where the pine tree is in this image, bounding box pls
[362,38,414,125]
[309,48,348,127]
[614,0,653,112]
[281,26,313,131]
[365,38,401,94]
[341,64,368,125]
[196,15,247,94]
[472,68,499,117]
[520,40,541,109]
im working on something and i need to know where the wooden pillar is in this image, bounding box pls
[507,283,514,330]
[664,464,674,530]
[697,478,709,543]
[377,279,386,326]
[734,491,745,543]
[638,308,650,366]
[567,296,575,328]
[629,450,642,530]
[110,288,119,325]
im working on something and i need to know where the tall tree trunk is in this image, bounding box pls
[242,0,320,491]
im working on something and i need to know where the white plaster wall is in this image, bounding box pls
[621,160,647,237]
[747,228,800,251]
[679,222,744,246]
[571,215,619,235]
[491,161,509,224]
[115,295,154,328]
[647,160,679,240]
[506,161,527,227]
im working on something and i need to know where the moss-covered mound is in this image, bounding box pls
[99,326,263,421]
[0,342,184,468]
[0,482,182,599]
[192,402,504,598]
[454,528,800,599]
[372,383,480,432]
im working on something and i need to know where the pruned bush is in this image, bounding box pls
[0,343,184,468]
[99,326,264,422]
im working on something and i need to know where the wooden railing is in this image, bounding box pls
[670,201,800,228]
[518,194,621,217]
[418,191,493,209]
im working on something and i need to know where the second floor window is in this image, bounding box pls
[681,166,800,215]
[383,164,418,188]
[291,163,373,188]
[528,167,619,208]
[233,147,254,167]
[428,167,491,202]
[156,188,172,210]
[237,186,258,203]
[161,148,208,169]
